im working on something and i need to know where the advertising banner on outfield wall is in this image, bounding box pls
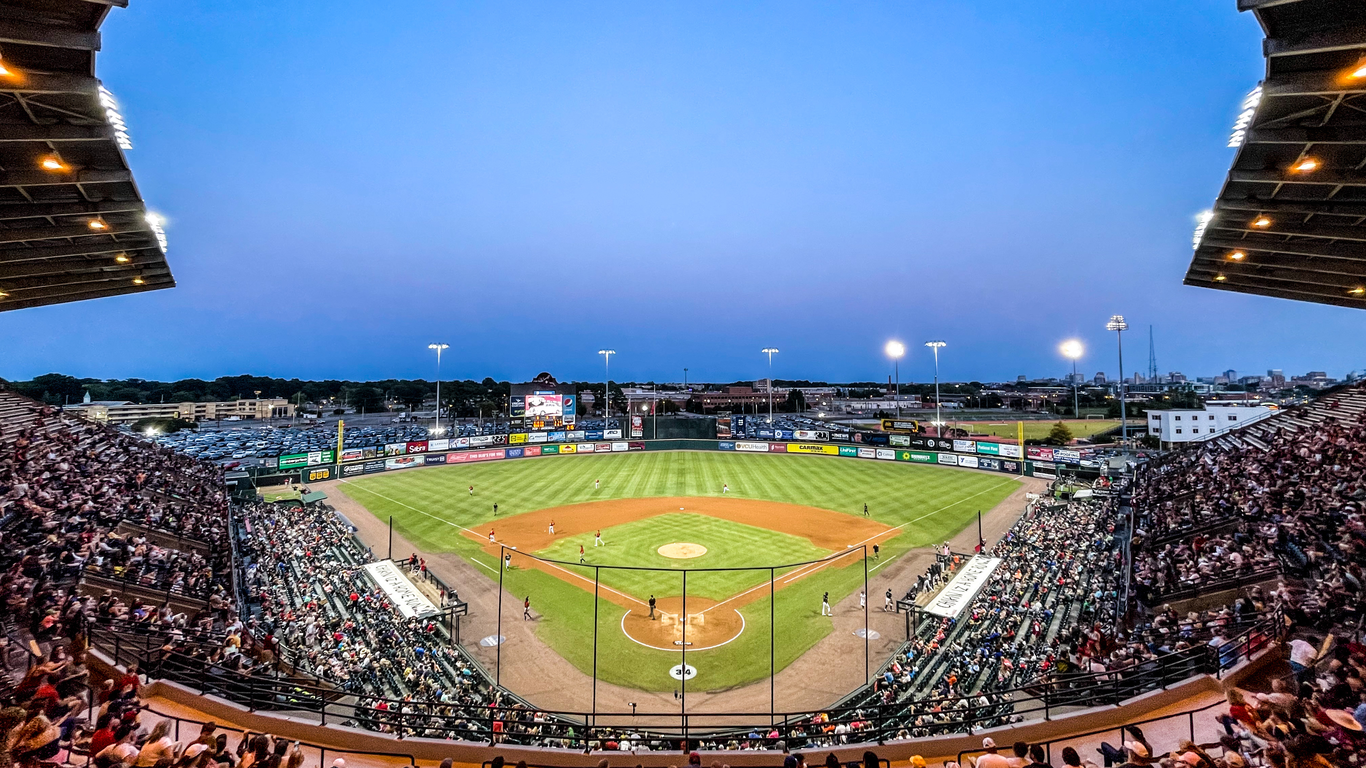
[507,448,524,458]
[542,445,560,454]
[385,443,407,456]
[793,430,829,441]
[586,431,603,440]
[1000,444,1022,459]
[1052,449,1082,464]
[363,560,440,619]
[447,449,506,464]
[976,442,1000,456]
[718,441,736,451]
[858,447,876,459]
[787,443,838,455]
[595,443,613,453]
[568,430,586,440]
[881,419,921,432]
[528,432,547,444]
[364,460,386,474]
[509,433,527,444]
[405,441,427,454]
[937,453,957,465]
[607,429,624,439]
[1026,446,1054,461]
[341,448,364,463]
[768,443,788,452]
[876,448,896,460]
[558,444,576,454]
[385,456,424,470]
[470,436,492,447]
[736,441,768,452]
[524,446,542,457]
[304,466,335,482]
[890,434,910,447]
[424,453,447,465]
[576,443,595,453]
[611,442,628,452]
[839,446,859,457]
[629,442,646,450]
[548,431,566,443]
[341,463,364,477]
[910,436,955,451]
[428,439,450,452]
[957,455,979,468]
[925,556,1002,618]
[953,439,977,454]
[978,457,1001,471]
[1002,460,1021,473]
[278,453,308,469]
[831,432,851,442]
[454,438,470,449]
[908,451,936,463]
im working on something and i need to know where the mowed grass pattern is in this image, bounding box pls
[533,513,832,601]
[337,451,1020,691]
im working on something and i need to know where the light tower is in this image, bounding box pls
[427,343,449,435]
[885,341,906,418]
[761,348,780,423]
[924,341,947,432]
[1106,316,1129,443]
[598,349,616,418]
[1060,340,1083,419]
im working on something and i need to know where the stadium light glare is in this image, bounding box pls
[1228,251,1246,261]
[87,218,108,230]
[885,341,905,417]
[1192,210,1213,249]
[599,350,616,418]
[114,253,130,264]
[1291,158,1320,173]
[0,290,8,299]
[1059,340,1083,418]
[1252,216,1272,228]
[1350,58,1366,79]
[1214,274,1227,282]
[132,276,145,285]
[39,154,66,171]
[0,55,15,78]
[1350,287,1365,297]
[428,343,450,435]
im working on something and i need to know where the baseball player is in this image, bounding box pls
[820,591,832,616]
[469,485,474,496]
[503,552,512,571]
[872,543,880,561]
[884,589,894,612]
[594,479,600,490]
[493,502,498,516]
[579,544,586,564]
[722,483,729,494]
[548,519,555,535]
[523,596,532,621]
[594,529,604,547]
[863,502,869,517]
[488,529,495,543]
[648,595,657,619]
[859,591,866,610]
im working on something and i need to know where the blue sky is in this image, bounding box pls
[4,1,1363,385]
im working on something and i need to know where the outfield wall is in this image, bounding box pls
[234,436,1080,491]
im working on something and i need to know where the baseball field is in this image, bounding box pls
[334,450,1018,692]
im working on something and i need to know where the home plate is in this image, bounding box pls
[853,628,880,640]
[479,635,506,647]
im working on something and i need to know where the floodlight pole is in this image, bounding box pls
[762,348,779,423]
[599,349,616,419]
[428,343,449,435]
[1107,316,1129,444]
[926,341,946,434]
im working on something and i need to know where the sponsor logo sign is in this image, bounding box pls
[362,560,440,619]
[925,556,1002,618]
[548,431,566,442]
[523,445,542,457]
[830,432,851,442]
[890,434,911,447]
[777,430,795,440]
[454,438,470,449]
[768,442,788,452]
[470,435,493,447]
[611,441,629,452]
[558,444,576,454]
[427,439,450,452]
[448,449,505,464]
[508,433,528,444]
[586,430,604,440]
[907,451,936,463]
[718,441,736,451]
[937,453,958,465]
[341,448,364,462]
[998,444,1021,458]
[736,441,768,452]
[341,463,364,477]
[385,456,423,470]
[793,430,829,441]
[507,447,525,458]
[630,416,643,439]
[406,441,428,454]
[978,457,1001,471]
[975,442,1000,456]
[364,459,386,473]
[876,448,896,460]
[858,447,877,459]
[424,453,447,465]
[542,445,560,454]
[787,443,838,455]
[278,453,308,469]
[306,466,335,482]
[493,435,507,445]
[568,430,586,440]
[528,432,547,444]
[953,439,977,454]
[1002,459,1021,473]
[1026,446,1054,461]
[957,455,979,468]
[838,446,859,457]
[594,443,613,453]
[1052,449,1081,464]
[362,447,379,459]
[881,419,920,432]
[606,429,624,440]
[385,443,407,456]
[628,441,646,450]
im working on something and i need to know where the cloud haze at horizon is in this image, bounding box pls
[2,1,1364,386]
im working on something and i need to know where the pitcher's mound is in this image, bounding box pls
[658,542,707,559]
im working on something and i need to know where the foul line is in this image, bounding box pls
[701,480,1015,613]
[340,480,646,607]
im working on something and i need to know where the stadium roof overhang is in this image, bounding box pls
[1185,0,1366,309]
[0,0,174,312]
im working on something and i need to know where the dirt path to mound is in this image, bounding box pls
[322,472,1048,718]
[472,497,897,612]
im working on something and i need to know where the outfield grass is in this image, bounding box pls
[338,451,1019,691]
[961,419,1119,441]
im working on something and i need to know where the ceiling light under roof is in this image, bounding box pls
[1214,274,1227,282]
[1228,251,1246,261]
[0,54,14,78]
[87,218,108,230]
[132,276,145,285]
[1352,59,1366,80]
[39,155,65,171]
[114,253,130,264]
[1292,158,1320,173]
[1351,287,1366,296]
[1252,217,1272,228]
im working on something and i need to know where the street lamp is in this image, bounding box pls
[1105,316,1129,444]
[885,341,905,418]
[924,341,946,433]
[1060,340,1083,420]
[428,343,449,435]
[761,348,780,423]
[598,349,616,419]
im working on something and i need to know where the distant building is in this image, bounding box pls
[1146,404,1274,444]
[1223,369,1238,381]
[1093,372,1107,385]
[68,398,293,425]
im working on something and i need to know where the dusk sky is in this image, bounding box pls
[4,1,1363,385]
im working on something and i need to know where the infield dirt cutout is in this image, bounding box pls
[467,497,897,648]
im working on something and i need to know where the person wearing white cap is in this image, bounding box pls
[976,738,1011,768]
[332,759,346,768]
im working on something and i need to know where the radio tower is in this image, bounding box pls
[1148,326,1158,382]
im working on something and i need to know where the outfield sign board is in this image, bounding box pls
[362,560,440,619]
[937,453,957,465]
[975,442,1000,456]
[953,439,976,454]
[876,448,896,460]
[957,455,979,468]
[736,442,768,452]
[788,443,838,455]
[881,419,920,432]
[385,456,423,470]
[925,556,1002,618]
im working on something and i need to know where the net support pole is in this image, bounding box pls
[864,546,870,681]
[495,544,505,686]
[387,516,393,560]
[681,568,688,748]
[769,566,775,728]
[592,566,600,728]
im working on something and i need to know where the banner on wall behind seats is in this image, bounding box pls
[428,439,450,452]
[385,442,407,456]
[953,439,977,454]
[304,466,335,482]
[1052,449,1082,464]
[787,443,838,455]
[792,430,829,441]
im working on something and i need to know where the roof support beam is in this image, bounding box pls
[0,222,149,245]
[0,200,144,222]
[1243,125,1366,144]
[0,74,100,96]
[0,169,133,187]
[1229,169,1366,186]
[0,280,171,312]
[1201,235,1365,262]
[1214,198,1366,218]
[1207,219,1366,243]
[0,20,100,51]
[1261,71,1366,97]
[0,240,154,265]
[0,252,161,281]
[1192,250,1366,279]
[0,124,113,142]
[1264,24,1366,57]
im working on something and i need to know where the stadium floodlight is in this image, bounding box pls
[761,348,780,423]
[885,341,905,417]
[39,153,66,172]
[1252,216,1272,229]
[1291,158,1320,173]
[924,341,947,432]
[0,54,14,78]
[428,343,449,435]
[1349,57,1366,80]
[1106,316,1129,444]
[1060,340,1084,419]
[599,349,616,418]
